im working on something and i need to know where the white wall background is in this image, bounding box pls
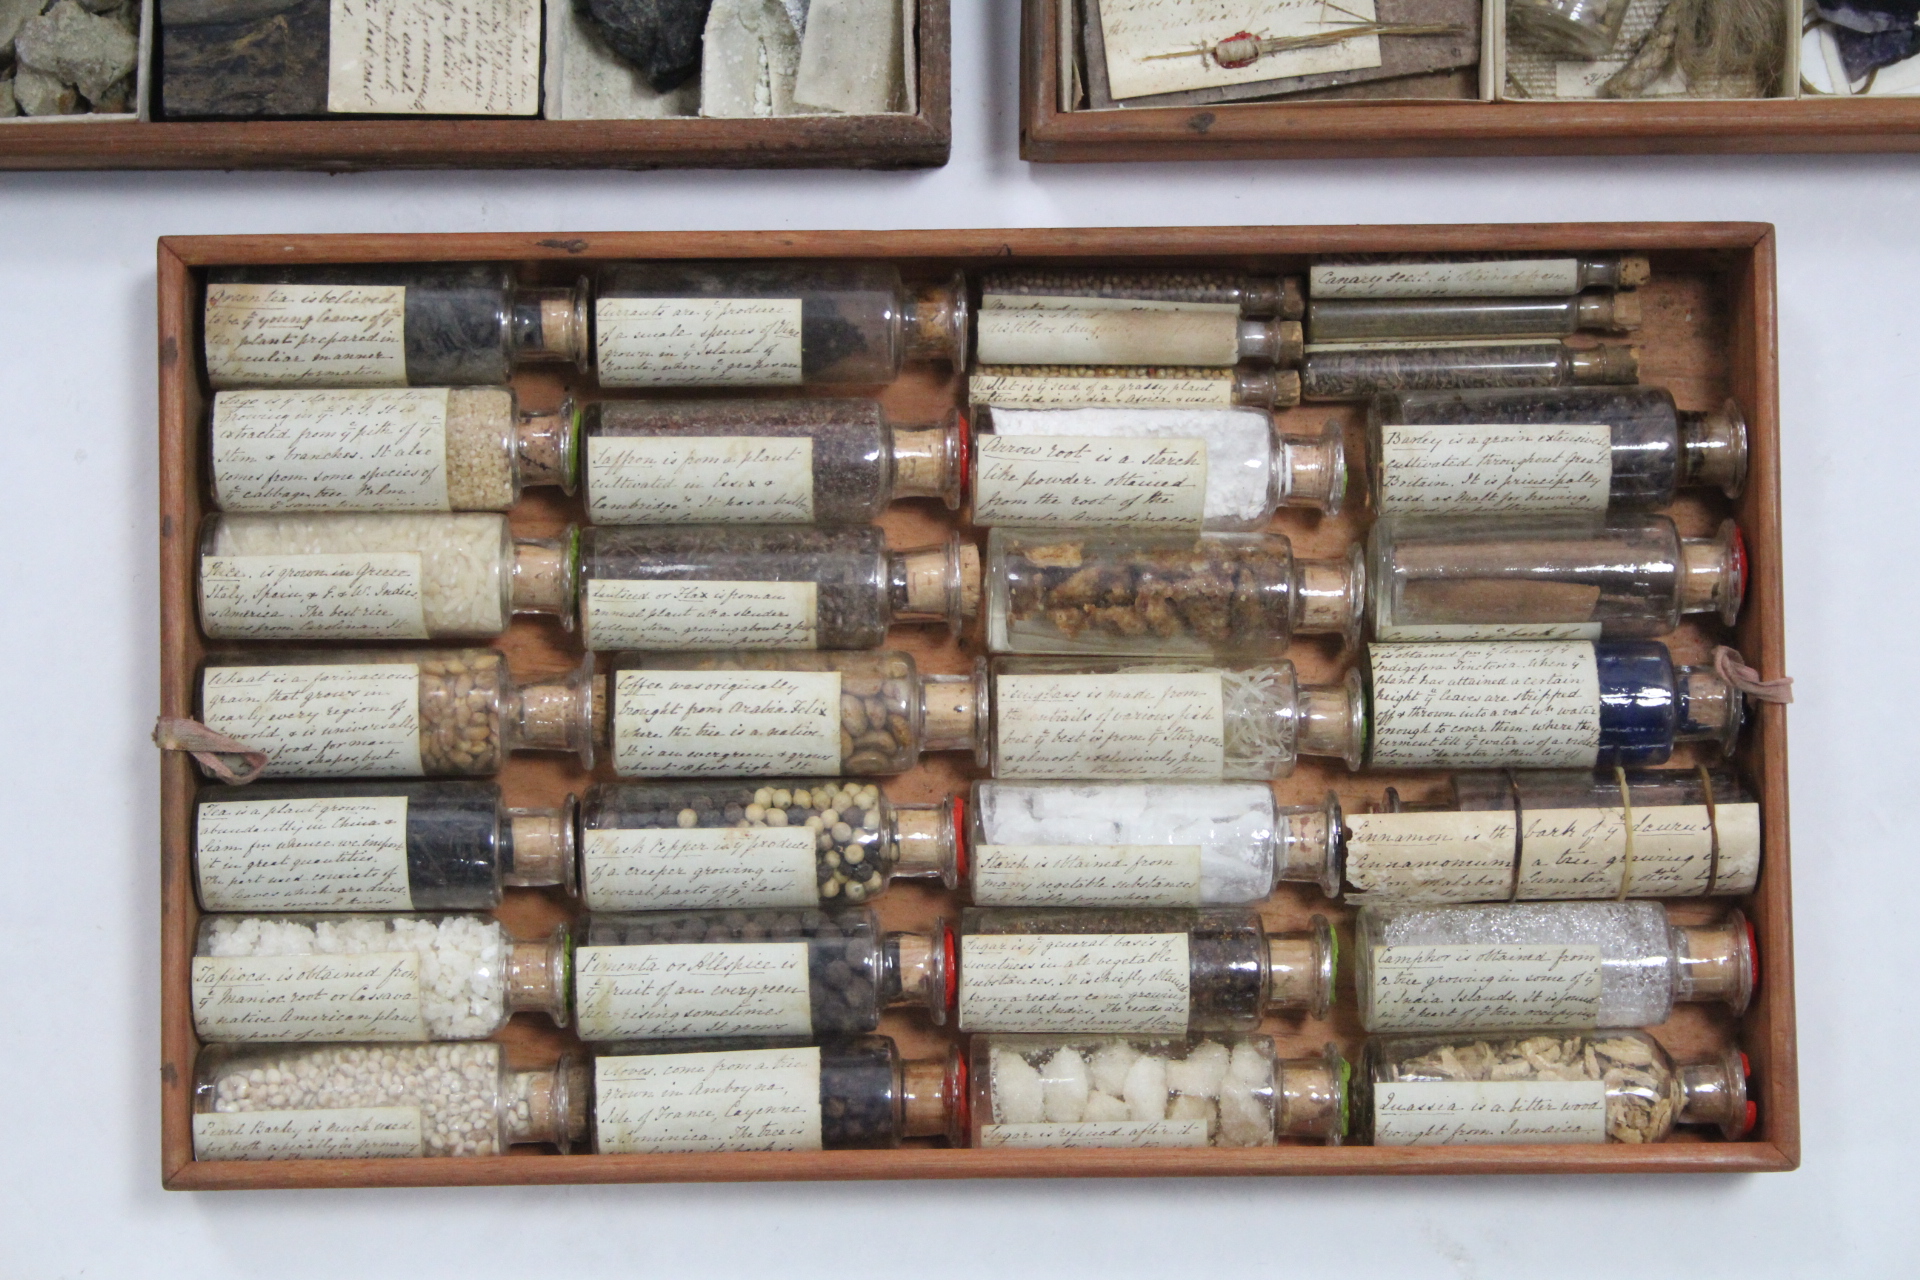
[2,4,1915,1276]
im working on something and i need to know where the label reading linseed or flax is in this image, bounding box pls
[971,435,1208,529]
[1366,641,1600,768]
[212,389,452,512]
[596,298,805,387]
[586,435,814,523]
[611,670,842,776]
[594,1047,823,1153]
[1375,422,1613,518]
[204,284,408,389]
[200,664,424,778]
[584,581,819,651]
[200,553,428,641]
[573,942,814,1040]
[993,672,1226,780]
[195,795,413,911]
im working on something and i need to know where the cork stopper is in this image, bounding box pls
[1617,255,1652,289]
[1240,318,1305,366]
[511,538,577,621]
[901,1053,960,1139]
[1276,1044,1349,1142]
[1265,915,1335,1018]
[891,415,964,506]
[1677,520,1746,625]
[919,663,985,754]
[1278,418,1347,515]
[1678,1046,1753,1140]
[1679,398,1749,498]
[504,797,577,889]
[892,799,958,884]
[1274,791,1343,897]
[514,658,595,762]
[517,283,588,367]
[889,925,951,1024]
[1278,275,1306,321]
[515,398,577,493]
[510,1057,590,1151]
[1673,911,1756,1014]
[1570,344,1640,385]
[1579,291,1642,332]
[905,273,968,363]
[1296,666,1366,770]
[895,539,981,632]
[1676,663,1743,750]
[506,926,571,1024]
[1293,543,1364,647]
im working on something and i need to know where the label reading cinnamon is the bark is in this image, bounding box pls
[200,664,424,778]
[1367,642,1600,768]
[1341,811,1518,903]
[972,435,1208,529]
[193,1107,426,1160]
[993,672,1226,780]
[204,284,407,389]
[581,826,821,911]
[596,298,804,387]
[586,436,814,523]
[195,795,413,911]
[594,1047,823,1153]
[970,845,1204,908]
[211,389,452,512]
[200,553,428,641]
[976,309,1241,367]
[1376,422,1613,517]
[191,953,430,1041]
[1365,943,1603,1032]
[611,670,842,776]
[1519,802,1762,898]
[585,581,818,651]
[1310,259,1583,298]
[572,942,814,1040]
[958,933,1191,1033]
[327,0,541,115]
[1372,1080,1608,1145]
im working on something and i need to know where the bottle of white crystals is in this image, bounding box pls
[197,514,575,642]
[1354,902,1755,1035]
[972,1035,1347,1149]
[968,365,1302,413]
[190,914,571,1044]
[193,1043,588,1160]
[968,407,1344,530]
[208,388,575,514]
[1308,255,1649,300]
[976,309,1302,370]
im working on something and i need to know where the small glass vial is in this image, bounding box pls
[970,407,1344,530]
[191,913,570,1043]
[1369,385,1748,514]
[977,308,1302,369]
[972,1035,1345,1148]
[1506,0,1633,58]
[198,513,575,641]
[193,1042,587,1159]
[1359,1030,1753,1145]
[969,365,1302,412]
[204,264,587,389]
[208,388,575,514]
[577,779,958,911]
[1355,901,1755,1034]
[592,1036,965,1152]
[580,398,963,526]
[579,526,980,652]
[1368,515,1746,641]
[988,529,1363,658]
[1308,292,1640,345]
[592,262,965,387]
[957,908,1334,1033]
[193,781,576,912]
[1310,255,1649,299]
[1300,342,1639,401]
[980,268,1304,318]
[196,648,595,779]
[573,907,951,1041]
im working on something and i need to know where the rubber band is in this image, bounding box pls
[1614,765,1636,900]
[1697,764,1722,895]
[1505,769,1525,903]
[152,716,268,786]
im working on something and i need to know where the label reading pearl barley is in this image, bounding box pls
[994,673,1225,780]
[194,1107,426,1160]
[1365,943,1603,1032]
[192,953,430,1041]
[969,371,1237,409]
[586,436,814,523]
[972,435,1208,529]
[195,795,413,911]
[1375,423,1613,518]
[582,826,821,911]
[1519,802,1762,898]
[1367,642,1600,768]
[211,389,452,512]
[573,942,814,1040]
[200,553,429,641]
[1342,811,1518,904]
[970,845,1204,908]
[201,664,424,778]
[976,309,1242,367]
[594,1047,823,1153]
[981,1120,1209,1149]
[585,581,819,651]
[1310,259,1583,299]
[1372,1080,1608,1146]
[612,671,842,776]
[327,0,541,115]
[959,934,1191,1033]
[596,298,804,387]
[204,284,408,389]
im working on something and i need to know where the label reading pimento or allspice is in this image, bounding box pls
[200,553,428,641]
[972,434,1208,529]
[1310,259,1583,299]
[204,284,408,389]
[1376,422,1613,518]
[572,942,814,1040]
[585,580,819,651]
[211,389,452,512]
[594,1047,823,1153]
[958,933,1191,1033]
[193,1107,427,1160]
[976,309,1242,367]
[582,826,822,911]
[970,844,1204,908]
[586,435,814,523]
[980,1119,1209,1149]
[611,670,842,777]
[595,298,804,387]
[200,664,424,778]
[191,953,430,1041]
[993,672,1225,780]
[1365,943,1603,1033]
[1372,1079,1609,1145]
[1367,642,1600,769]
[195,795,413,911]
[327,0,541,115]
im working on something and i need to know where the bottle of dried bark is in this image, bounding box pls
[972,1035,1346,1148]
[572,907,951,1041]
[976,308,1302,370]
[592,1036,965,1152]
[195,648,595,779]
[577,779,958,910]
[208,388,576,514]
[979,269,1305,318]
[580,399,964,525]
[956,908,1334,1034]
[1300,342,1639,401]
[578,526,980,651]
[1309,255,1649,299]
[1359,1030,1752,1145]
[203,265,587,389]
[988,529,1362,659]
[197,513,577,641]
[1355,901,1756,1034]
[1368,386,1748,515]
[592,262,965,387]
[1307,292,1640,345]
[193,781,576,912]
[969,365,1302,412]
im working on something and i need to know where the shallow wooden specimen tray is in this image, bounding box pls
[157,223,1795,1189]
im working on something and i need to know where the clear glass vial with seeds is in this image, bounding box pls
[1309,255,1649,299]
[1308,292,1640,345]
[976,308,1302,370]
[968,365,1302,412]
[1505,0,1634,58]
[1300,342,1639,401]
[979,268,1304,318]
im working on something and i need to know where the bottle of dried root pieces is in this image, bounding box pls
[1309,254,1649,299]
[976,307,1302,370]
[1307,291,1640,346]
[1300,341,1639,401]
[979,268,1304,318]
[968,365,1302,412]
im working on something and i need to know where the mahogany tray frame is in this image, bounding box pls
[157,222,1795,1190]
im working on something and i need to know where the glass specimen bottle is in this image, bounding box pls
[1300,342,1639,401]
[208,388,575,514]
[976,308,1302,369]
[193,1043,586,1160]
[1307,291,1640,345]
[979,268,1305,317]
[1355,901,1755,1033]
[193,780,575,912]
[203,265,587,389]
[969,365,1303,412]
[580,398,964,526]
[1308,254,1649,299]
[592,1036,965,1153]
[592,262,965,387]
[572,907,950,1041]
[1358,1030,1753,1145]
[578,526,979,651]
[972,1035,1346,1148]
[1506,0,1634,57]
[191,913,570,1043]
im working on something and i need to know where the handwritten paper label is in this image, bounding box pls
[194,1107,426,1160]
[1373,1080,1608,1145]
[211,389,451,512]
[196,795,413,911]
[1311,259,1584,299]
[976,309,1241,367]
[204,284,407,389]
[1365,943,1603,1032]
[201,553,428,641]
[611,670,842,777]
[972,435,1208,529]
[586,435,814,523]
[201,664,424,778]
[994,673,1226,780]
[581,826,820,911]
[980,1120,1208,1149]
[958,933,1191,1033]
[1368,642,1600,768]
[1375,423,1613,517]
[970,371,1237,409]
[1343,811,1517,904]
[971,845,1204,908]
[594,1047,822,1153]
[1098,0,1382,99]
[585,580,819,651]
[982,294,1240,314]
[596,298,804,387]
[573,942,814,1040]
[192,953,430,1041]
[327,0,541,115]
[1520,802,1763,899]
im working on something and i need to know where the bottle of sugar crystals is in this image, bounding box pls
[967,365,1302,413]
[1306,291,1640,346]
[193,1043,588,1160]
[191,914,570,1044]
[979,268,1304,318]
[1300,342,1639,402]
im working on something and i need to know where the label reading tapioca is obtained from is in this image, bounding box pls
[1341,811,1518,904]
[970,845,1204,908]
[204,284,408,389]
[1367,641,1600,769]
[211,388,451,512]
[594,1047,823,1154]
[993,673,1226,780]
[976,309,1242,367]
[572,942,814,1040]
[581,826,822,911]
[191,953,430,1041]
[980,1119,1210,1149]
[972,435,1208,529]
[193,1107,427,1160]
[1365,943,1604,1032]
[1372,1079,1609,1146]
[195,795,413,912]
[611,670,843,777]
[958,933,1191,1033]
[1310,259,1583,299]
[327,0,541,115]
[968,370,1237,409]
[200,664,424,778]
[200,553,428,641]
[596,298,804,387]
[584,581,819,651]
[586,435,814,523]
[1375,422,1613,518]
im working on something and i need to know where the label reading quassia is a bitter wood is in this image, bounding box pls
[1310,259,1584,299]
[594,1047,823,1153]
[958,933,1191,1033]
[193,1107,427,1160]
[1367,642,1600,768]
[595,298,804,387]
[572,942,814,1040]
[970,845,1204,908]
[586,436,814,523]
[211,389,451,512]
[327,0,541,115]
[976,309,1242,367]
[204,284,408,389]
[200,553,428,641]
[1375,422,1613,518]
[1372,1079,1609,1145]
[200,664,424,778]
[971,435,1208,529]
[195,795,413,911]
[581,826,822,911]
[611,670,842,776]
[584,581,819,651]
[191,953,430,1041]
[993,672,1226,780]
[1365,943,1603,1032]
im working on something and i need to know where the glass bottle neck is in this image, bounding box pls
[898,1050,964,1141]
[903,273,968,363]
[514,398,578,493]
[503,797,577,889]
[510,535,578,622]
[1263,915,1335,1018]
[1290,543,1364,646]
[890,410,966,506]
[504,1058,588,1151]
[1679,398,1749,498]
[889,538,980,636]
[1294,666,1366,770]
[510,657,596,765]
[1582,254,1652,290]
[505,927,571,1022]
[1238,317,1304,366]
[1276,1044,1349,1142]
[1570,344,1640,384]
[1676,519,1746,625]
[1276,418,1346,514]
[891,798,959,886]
[1575,291,1641,332]
[1674,664,1743,750]
[1232,365,1301,409]
[1677,1047,1753,1139]
[510,283,589,368]
[1272,791,1343,897]
[886,926,952,1025]
[1671,913,1755,1014]
[922,660,988,757]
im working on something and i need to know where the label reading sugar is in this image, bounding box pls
[585,580,819,651]
[1519,802,1763,899]
[582,826,821,911]
[191,953,429,1041]
[1373,1080,1609,1146]
[1366,943,1604,1032]
[204,284,408,389]
[970,845,1204,908]
[1310,259,1583,299]
[969,371,1236,409]
[972,435,1208,529]
[976,309,1242,367]
[1367,641,1600,769]
[958,933,1191,1033]
[594,1047,822,1154]
[193,1107,426,1160]
[195,795,413,911]
[980,1120,1209,1149]
[586,435,814,523]
[612,670,842,777]
[200,553,428,641]
[211,389,451,512]
[596,298,804,387]
[327,0,541,115]
[1341,811,1517,904]
[201,664,423,778]
[994,672,1225,780]
[1376,422,1613,517]
[573,942,814,1040]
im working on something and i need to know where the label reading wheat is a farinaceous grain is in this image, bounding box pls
[1367,641,1600,768]
[191,953,430,1041]
[1365,943,1604,1033]
[582,826,822,911]
[211,388,451,512]
[327,0,541,115]
[972,434,1208,529]
[193,1107,427,1160]
[1341,810,1518,904]
[585,580,819,651]
[594,1047,823,1154]
[993,672,1226,780]
[200,664,424,778]
[586,435,814,523]
[595,298,805,387]
[968,371,1237,409]
[200,553,428,641]
[1310,259,1584,299]
[204,284,408,389]
[195,795,413,912]
[976,309,1242,367]
[958,933,1191,1033]
[611,670,842,777]
[1372,1079,1609,1146]
[1375,422,1613,518]
[969,845,1204,908]
[980,1119,1210,1149]
[572,942,814,1040]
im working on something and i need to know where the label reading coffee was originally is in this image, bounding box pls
[994,672,1226,780]
[1375,422,1613,518]
[196,795,413,912]
[976,309,1242,367]
[1518,801,1763,899]
[193,1107,427,1160]
[596,298,805,387]
[980,1120,1209,1149]
[1365,943,1603,1033]
[1341,811,1518,904]
[191,953,430,1041]
[585,581,819,651]
[1372,1079,1609,1146]
[1367,641,1600,769]
[586,435,814,523]
[595,1047,823,1154]
[204,284,408,389]
[582,826,821,911]
[970,845,1204,908]
[327,0,541,115]
[572,942,814,1040]
[958,933,1191,1033]
[969,370,1237,409]
[1310,259,1583,299]
[972,435,1208,529]
[211,389,451,512]
[200,553,428,641]
[611,670,842,777]
[201,664,424,778]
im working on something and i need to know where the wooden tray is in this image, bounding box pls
[157,222,1795,1189]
